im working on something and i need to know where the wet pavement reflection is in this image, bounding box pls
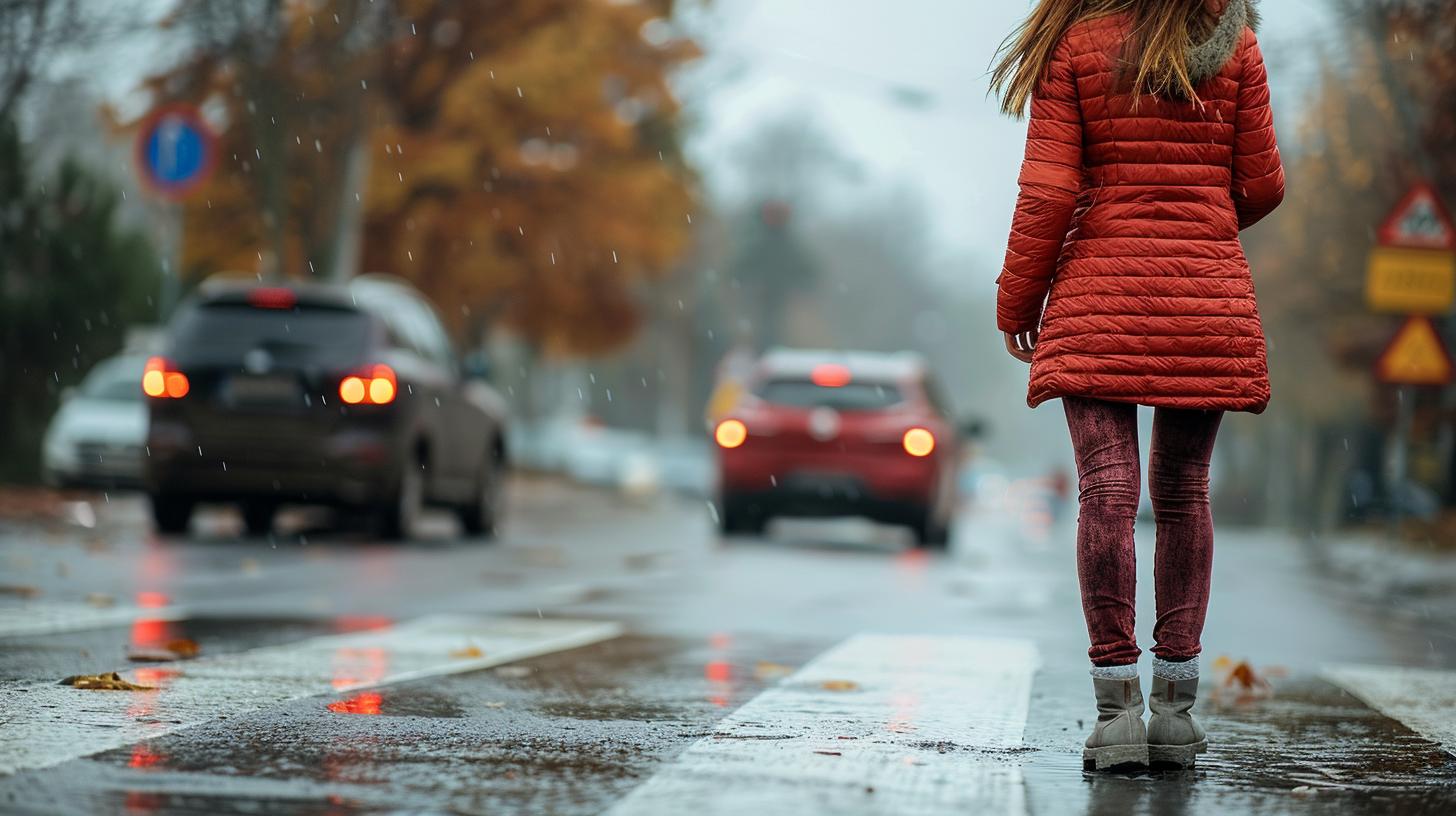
[3,481,1456,814]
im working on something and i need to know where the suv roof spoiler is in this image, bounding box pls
[196,278,359,311]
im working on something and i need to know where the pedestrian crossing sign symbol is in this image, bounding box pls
[1376,316,1454,385]
[1378,182,1455,251]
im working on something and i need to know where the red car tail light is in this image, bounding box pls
[715,419,748,449]
[340,364,397,405]
[142,357,190,399]
[902,427,935,457]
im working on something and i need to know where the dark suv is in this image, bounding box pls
[144,275,509,539]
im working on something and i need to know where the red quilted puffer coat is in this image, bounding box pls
[997,3,1284,412]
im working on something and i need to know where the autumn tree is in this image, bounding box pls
[363,0,700,354]
[137,0,699,356]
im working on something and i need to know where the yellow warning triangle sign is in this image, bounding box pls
[1376,317,1454,385]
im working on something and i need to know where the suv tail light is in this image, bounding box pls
[339,364,397,405]
[715,419,748,449]
[902,427,935,457]
[142,357,190,399]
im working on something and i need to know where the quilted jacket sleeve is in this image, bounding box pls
[1232,32,1284,230]
[997,39,1083,335]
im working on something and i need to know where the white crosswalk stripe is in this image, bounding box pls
[607,634,1040,816]
[1323,664,1456,757]
[0,602,186,639]
[0,614,621,776]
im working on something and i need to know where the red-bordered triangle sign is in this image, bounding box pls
[1378,182,1456,250]
[1376,316,1455,385]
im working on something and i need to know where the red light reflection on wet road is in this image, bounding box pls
[129,745,165,770]
[135,591,170,609]
[705,632,735,708]
[327,692,383,715]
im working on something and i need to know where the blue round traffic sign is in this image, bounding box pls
[135,105,216,199]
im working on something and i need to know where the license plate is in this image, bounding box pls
[226,374,301,407]
[783,472,865,496]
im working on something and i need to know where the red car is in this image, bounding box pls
[711,350,966,547]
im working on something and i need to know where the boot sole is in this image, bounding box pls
[1148,740,1207,770]
[1082,744,1149,772]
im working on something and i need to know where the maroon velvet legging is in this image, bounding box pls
[1062,396,1223,667]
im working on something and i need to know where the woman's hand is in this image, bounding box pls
[1004,330,1037,363]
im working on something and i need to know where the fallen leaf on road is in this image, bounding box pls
[754,661,794,680]
[0,585,40,599]
[819,680,860,692]
[59,672,154,691]
[240,558,260,575]
[85,593,115,608]
[451,644,485,659]
[485,701,506,708]
[1210,656,1274,704]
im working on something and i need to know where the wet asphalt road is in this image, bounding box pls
[2,476,1456,814]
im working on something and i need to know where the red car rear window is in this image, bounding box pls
[756,379,904,411]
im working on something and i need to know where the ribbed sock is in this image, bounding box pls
[1089,663,1139,681]
[1152,656,1200,681]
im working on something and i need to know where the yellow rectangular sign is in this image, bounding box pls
[1366,247,1456,314]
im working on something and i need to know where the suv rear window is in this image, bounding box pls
[756,379,904,411]
[170,303,373,366]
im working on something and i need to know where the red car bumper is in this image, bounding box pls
[718,446,941,509]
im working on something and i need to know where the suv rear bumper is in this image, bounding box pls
[145,421,401,505]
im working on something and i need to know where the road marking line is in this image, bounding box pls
[607,634,1039,816]
[0,603,187,639]
[0,614,621,776]
[1323,664,1456,757]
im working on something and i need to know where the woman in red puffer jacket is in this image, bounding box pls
[992,0,1283,773]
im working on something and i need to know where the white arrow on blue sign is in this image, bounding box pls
[135,105,216,199]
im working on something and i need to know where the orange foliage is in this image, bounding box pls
[134,0,699,355]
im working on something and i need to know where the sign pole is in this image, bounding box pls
[1389,386,1412,535]
[159,201,183,318]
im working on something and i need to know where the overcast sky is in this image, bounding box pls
[685,0,1337,291]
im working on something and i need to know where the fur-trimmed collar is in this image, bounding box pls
[1188,0,1260,84]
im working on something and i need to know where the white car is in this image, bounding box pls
[42,355,149,489]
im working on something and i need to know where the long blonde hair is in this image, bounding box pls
[991,0,1210,117]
